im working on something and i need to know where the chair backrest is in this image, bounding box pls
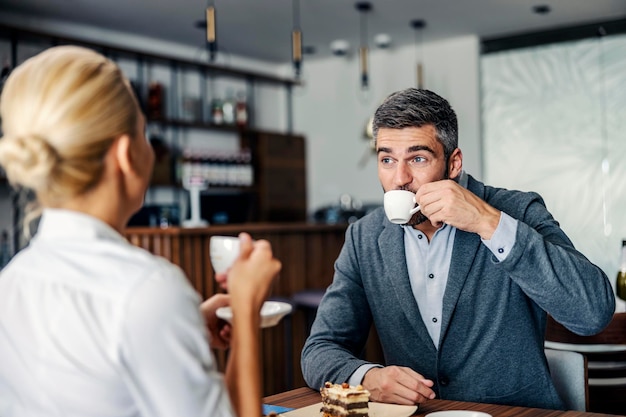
[545,348,588,411]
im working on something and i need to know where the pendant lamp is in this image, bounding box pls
[410,19,426,89]
[355,2,372,90]
[206,1,217,61]
[292,0,303,78]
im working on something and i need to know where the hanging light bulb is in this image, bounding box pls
[410,19,426,89]
[356,2,372,90]
[206,0,217,62]
[292,0,303,78]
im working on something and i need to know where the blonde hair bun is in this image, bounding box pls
[0,45,138,205]
[0,133,60,193]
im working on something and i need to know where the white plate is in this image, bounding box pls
[282,402,417,417]
[216,301,292,328]
[426,411,492,417]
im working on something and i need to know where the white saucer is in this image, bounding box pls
[216,301,292,328]
[426,411,492,417]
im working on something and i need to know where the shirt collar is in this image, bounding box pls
[35,208,128,244]
[456,170,468,188]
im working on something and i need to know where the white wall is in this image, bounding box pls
[291,35,482,212]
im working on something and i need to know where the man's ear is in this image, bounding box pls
[448,147,463,179]
[114,134,133,175]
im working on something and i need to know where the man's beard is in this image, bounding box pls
[406,211,428,226]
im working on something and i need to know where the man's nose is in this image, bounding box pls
[393,162,412,187]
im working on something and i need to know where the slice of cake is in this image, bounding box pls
[320,382,371,417]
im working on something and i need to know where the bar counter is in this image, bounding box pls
[124,222,348,394]
[264,387,621,417]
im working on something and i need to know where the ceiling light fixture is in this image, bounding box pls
[356,2,372,90]
[292,0,303,78]
[410,19,426,89]
[330,39,350,56]
[532,4,551,15]
[374,33,392,49]
[206,0,217,61]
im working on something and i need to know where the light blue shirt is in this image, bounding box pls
[348,171,518,385]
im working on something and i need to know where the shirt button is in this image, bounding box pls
[418,234,423,239]
[498,248,505,254]
[432,317,438,323]
[440,376,449,386]
[428,273,434,279]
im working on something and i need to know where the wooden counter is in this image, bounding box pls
[124,222,348,395]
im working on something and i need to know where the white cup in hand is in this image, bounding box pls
[383,190,421,224]
[210,235,240,274]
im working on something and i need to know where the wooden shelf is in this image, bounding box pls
[148,117,248,133]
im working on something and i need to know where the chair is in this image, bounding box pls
[545,348,588,411]
[291,289,326,334]
[545,313,626,414]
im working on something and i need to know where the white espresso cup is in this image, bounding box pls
[209,235,240,274]
[383,190,421,224]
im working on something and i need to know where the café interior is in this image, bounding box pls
[0,0,626,415]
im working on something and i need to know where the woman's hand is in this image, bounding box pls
[215,271,228,291]
[199,294,232,350]
[227,233,282,314]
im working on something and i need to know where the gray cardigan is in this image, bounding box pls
[301,175,615,409]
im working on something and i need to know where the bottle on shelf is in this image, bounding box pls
[211,98,224,125]
[235,91,248,128]
[616,239,626,301]
[241,148,254,187]
[147,82,164,120]
[179,150,193,185]
[222,89,236,125]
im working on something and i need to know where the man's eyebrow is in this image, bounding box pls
[377,145,435,154]
[408,145,435,154]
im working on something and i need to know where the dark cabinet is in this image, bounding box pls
[252,132,307,222]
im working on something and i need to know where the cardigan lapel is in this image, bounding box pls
[438,176,485,345]
[378,219,438,351]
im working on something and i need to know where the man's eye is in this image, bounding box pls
[412,156,426,163]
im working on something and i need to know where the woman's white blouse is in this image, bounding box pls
[0,209,234,417]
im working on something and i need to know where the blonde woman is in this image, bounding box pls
[0,45,281,417]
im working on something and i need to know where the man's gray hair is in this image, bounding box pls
[373,88,458,161]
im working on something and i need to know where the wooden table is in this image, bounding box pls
[263,387,622,417]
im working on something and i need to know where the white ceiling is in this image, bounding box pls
[2,0,626,63]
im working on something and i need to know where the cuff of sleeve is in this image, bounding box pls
[348,364,383,386]
[481,212,518,262]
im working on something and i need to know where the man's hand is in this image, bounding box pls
[200,294,232,350]
[362,366,436,405]
[415,179,501,240]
